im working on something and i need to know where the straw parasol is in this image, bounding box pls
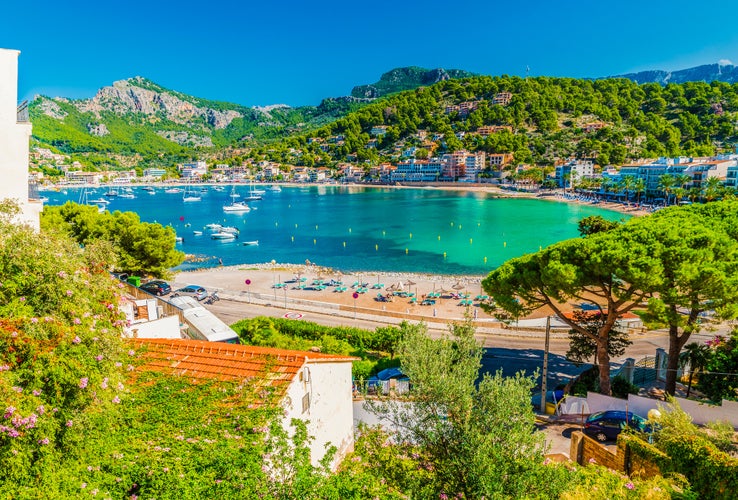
[452,281,465,291]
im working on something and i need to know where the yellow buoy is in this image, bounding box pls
[438,235,441,240]
[459,225,462,230]
[539,245,542,251]
[313,238,316,245]
[409,233,413,239]
[470,238,473,245]
[504,241,507,247]
[478,222,481,227]
[349,228,352,233]
[375,244,378,251]
[450,222,454,226]
[443,252,447,259]
[275,222,278,227]
[382,230,386,236]
[484,256,488,263]
[291,236,294,242]
[315,225,318,230]
[295,224,298,228]
[405,248,409,254]
[343,241,346,248]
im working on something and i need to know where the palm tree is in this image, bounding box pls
[658,174,676,206]
[621,175,635,203]
[673,187,686,205]
[702,176,723,203]
[679,342,710,397]
[633,178,646,205]
[674,173,691,191]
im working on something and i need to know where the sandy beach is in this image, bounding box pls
[169,184,648,326]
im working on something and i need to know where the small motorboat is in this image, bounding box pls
[220,226,239,234]
[211,232,237,240]
[204,223,223,230]
[223,202,250,213]
[242,240,259,246]
[193,230,203,236]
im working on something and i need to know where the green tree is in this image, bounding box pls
[41,203,184,277]
[658,174,676,205]
[577,215,621,236]
[365,320,558,498]
[566,310,632,366]
[483,230,659,395]
[633,208,738,396]
[679,342,710,398]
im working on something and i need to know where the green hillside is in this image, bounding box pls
[256,76,738,169]
[351,66,477,98]
[30,73,738,173]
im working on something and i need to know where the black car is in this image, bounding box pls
[583,410,647,442]
[139,280,171,296]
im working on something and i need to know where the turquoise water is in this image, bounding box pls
[44,186,625,275]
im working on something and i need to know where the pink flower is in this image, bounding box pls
[72,336,81,344]
[66,420,73,427]
[588,457,596,464]
[0,365,9,371]
[101,378,108,389]
[30,317,38,323]
[73,318,81,325]
[79,377,88,389]
[12,386,22,393]
[95,354,104,362]
[19,297,25,302]
[128,349,135,356]
[32,389,42,396]
[112,396,121,404]
[38,437,49,445]
[57,271,67,278]
[66,290,73,297]
[625,482,634,490]
[81,482,87,489]
[4,406,16,419]
[115,362,122,368]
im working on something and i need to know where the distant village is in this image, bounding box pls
[30,139,738,205]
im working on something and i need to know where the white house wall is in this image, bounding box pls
[0,48,39,230]
[282,360,355,469]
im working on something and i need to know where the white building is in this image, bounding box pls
[0,48,40,230]
[135,338,357,469]
[555,160,595,188]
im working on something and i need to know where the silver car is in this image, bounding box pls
[172,284,208,301]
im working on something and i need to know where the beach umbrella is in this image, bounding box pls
[452,282,465,291]
[405,279,416,288]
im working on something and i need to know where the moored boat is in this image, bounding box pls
[211,232,237,240]
[223,202,250,213]
[242,240,259,246]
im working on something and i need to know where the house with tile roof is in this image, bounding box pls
[133,338,358,469]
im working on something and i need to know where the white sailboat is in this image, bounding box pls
[241,180,263,201]
[223,185,250,212]
[183,181,202,202]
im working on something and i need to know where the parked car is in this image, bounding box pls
[172,285,208,301]
[139,280,171,296]
[583,410,648,442]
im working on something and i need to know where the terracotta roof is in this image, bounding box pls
[132,338,356,386]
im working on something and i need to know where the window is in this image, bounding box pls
[301,393,310,414]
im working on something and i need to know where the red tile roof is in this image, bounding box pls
[132,338,355,386]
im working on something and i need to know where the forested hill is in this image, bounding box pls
[351,66,477,98]
[29,77,368,170]
[260,76,738,168]
[31,74,738,172]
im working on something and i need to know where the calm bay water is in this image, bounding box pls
[44,185,625,275]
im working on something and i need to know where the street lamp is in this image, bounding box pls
[244,279,251,303]
[353,292,359,319]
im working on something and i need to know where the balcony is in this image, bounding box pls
[28,182,40,201]
[17,100,29,123]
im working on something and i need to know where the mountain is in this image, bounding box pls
[29,77,367,169]
[611,63,738,85]
[351,66,477,98]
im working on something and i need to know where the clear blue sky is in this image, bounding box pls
[4,0,738,107]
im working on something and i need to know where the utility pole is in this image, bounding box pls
[540,316,551,413]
